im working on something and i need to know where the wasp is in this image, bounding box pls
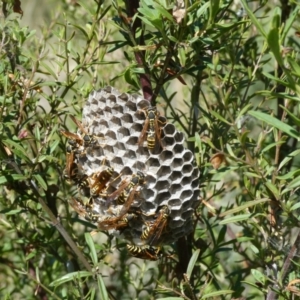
[69,115,97,147]
[98,174,144,230]
[141,206,169,246]
[126,244,161,261]
[63,144,79,182]
[107,171,145,204]
[138,107,165,150]
[60,115,97,153]
[88,167,115,196]
[98,212,139,231]
[69,197,88,218]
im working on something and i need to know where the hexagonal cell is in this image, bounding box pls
[156,190,171,202]
[141,188,156,200]
[103,107,112,118]
[164,123,176,136]
[102,144,114,155]
[111,104,124,115]
[169,216,184,228]
[154,179,170,190]
[174,131,184,143]
[102,86,112,93]
[146,156,160,168]
[170,184,182,194]
[191,176,200,189]
[106,130,117,141]
[133,109,146,121]
[173,143,184,154]
[107,94,117,104]
[86,146,104,161]
[98,119,109,129]
[183,150,193,163]
[168,198,182,207]
[171,157,183,169]
[110,116,121,127]
[124,100,137,112]
[157,165,171,177]
[132,161,146,171]
[180,189,193,200]
[181,176,192,186]
[121,113,133,124]
[159,150,173,163]
[117,127,130,139]
[170,171,182,183]
[127,136,138,147]
[181,208,193,220]
[142,200,156,212]
[137,99,150,110]
[182,164,193,175]
[118,92,129,102]
[162,135,175,147]
[129,123,143,134]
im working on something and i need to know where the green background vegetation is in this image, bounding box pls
[1,0,300,299]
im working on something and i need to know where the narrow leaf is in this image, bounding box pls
[248,110,299,141]
[85,233,98,265]
[97,274,109,300]
[33,174,47,190]
[202,290,234,298]
[240,0,267,38]
[186,249,200,278]
[49,271,92,287]
[220,198,270,217]
[219,214,253,224]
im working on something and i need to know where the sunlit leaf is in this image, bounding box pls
[49,271,93,287]
[248,110,299,141]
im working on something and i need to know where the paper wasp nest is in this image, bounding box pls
[71,86,200,247]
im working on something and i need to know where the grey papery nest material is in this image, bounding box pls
[67,86,200,248]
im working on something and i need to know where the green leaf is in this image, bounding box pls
[49,271,92,287]
[240,0,267,38]
[265,181,280,199]
[285,175,300,190]
[186,249,200,278]
[248,110,299,141]
[278,149,300,171]
[153,3,174,22]
[39,62,58,79]
[277,169,300,180]
[202,290,234,298]
[50,140,60,154]
[220,198,270,218]
[33,174,47,190]
[280,105,300,127]
[2,140,31,163]
[85,233,98,265]
[281,6,300,43]
[77,0,96,15]
[97,274,109,300]
[251,269,265,284]
[4,209,24,215]
[290,202,300,212]
[219,214,253,224]
[267,27,283,67]
[156,298,184,300]
[0,176,9,184]
[210,110,231,125]
[13,174,28,181]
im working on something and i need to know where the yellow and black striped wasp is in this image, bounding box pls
[126,244,162,261]
[138,107,165,151]
[141,206,169,246]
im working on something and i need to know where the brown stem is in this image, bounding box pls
[124,0,153,101]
